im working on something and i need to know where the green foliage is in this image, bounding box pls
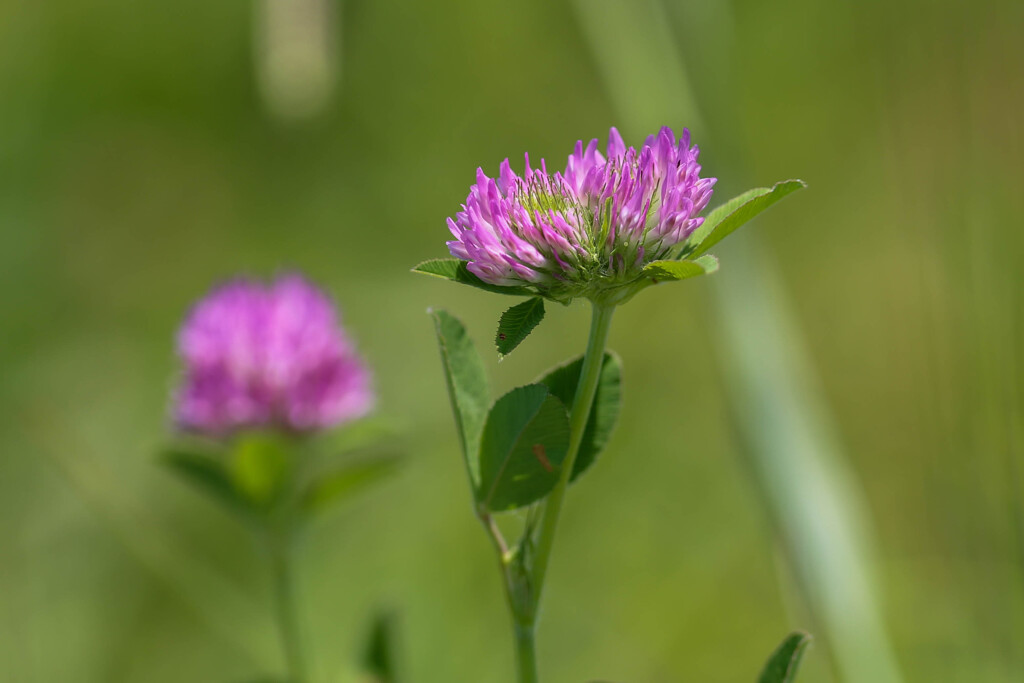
[477,384,571,512]
[685,180,806,257]
[496,297,545,357]
[413,258,534,296]
[165,427,400,524]
[163,435,295,518]
[535,351,622,480]
[318,416,399,458]
[430,309,490,488]
[362,610,401,683]
[642,254,719,282]
[230,434,293,507]
[757,632,812,683]
[162,445,255,521]
[300,454,401,515]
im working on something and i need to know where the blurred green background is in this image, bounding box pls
[1,0,1022,681]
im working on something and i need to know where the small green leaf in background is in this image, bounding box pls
[316,416,399,459]
[230,433,293,506]
[413,258,535,296]
[757,631,812,683]
[430,309,490,489]
[495,297,545,357]
[301,454,401,515]
[477,384,571,511]
[685,179,806,257]
[162,445,253,519]
[361,610,400,683]
[536,351,622,481]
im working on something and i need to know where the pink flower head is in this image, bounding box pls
[446,127,716,301]
[174,275,374,435]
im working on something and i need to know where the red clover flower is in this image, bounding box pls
[446,127,716,303]
[174,274,373,435]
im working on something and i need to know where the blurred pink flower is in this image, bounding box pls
[174,274,373,435]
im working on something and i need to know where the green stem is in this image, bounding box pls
[481,302,614,682]
[513,622,539,683]
[530,302,615,605]
[270,535,306,683]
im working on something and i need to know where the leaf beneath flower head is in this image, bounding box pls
[314,416,398,459]
[477,384,571,512]
[430,309,490,489]
[496,297,545,358]
[162,445,255,521]
[642,254,719,282]
[757,632,812,683]
[300,453,402,515]
[231,434,293,507]
[413,258,535,296]
[684,179,806,257]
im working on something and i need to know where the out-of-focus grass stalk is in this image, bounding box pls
[715,246,903,683]
[568,1,904,681]
[254,0,338,121]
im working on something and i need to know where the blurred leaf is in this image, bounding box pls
[301,454,401,514]
[686,180,806,257]
[496,297,545,357]
[361,610,400,683]
[535,351,622,481]
[478,384,570,511]
[430,309,490,489]
[162,446,254,519]
[317,416,400,459]
[757,632,812,683]
[230,434,293,506]
[413,258,534,296]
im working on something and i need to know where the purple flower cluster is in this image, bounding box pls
[446,127,716,295]
[174,275,373,435]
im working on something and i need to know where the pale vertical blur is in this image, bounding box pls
[256,0,338,121]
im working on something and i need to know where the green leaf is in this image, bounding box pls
[686,179,806,257]
[495,297,545,357]
[642,254,719,282]
[301,454,401,514]
[230,434,293,506]
[362,610,400,683]
[413,258,535,296]
[316,416,398,458]
[477,384,571,511]
[430,309,490,489]
[162,446,254,519]
[535,351,622,481]
[758,632,812,683]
